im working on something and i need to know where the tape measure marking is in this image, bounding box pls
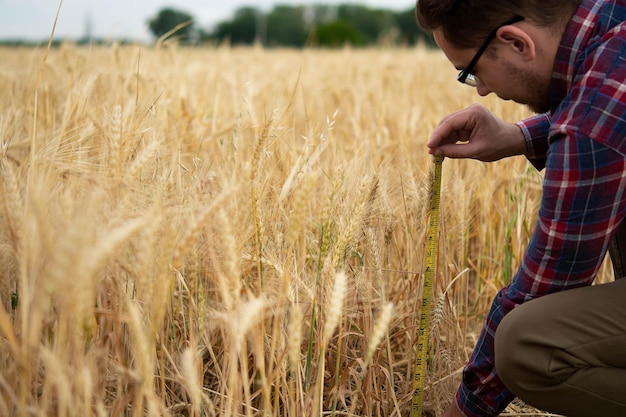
[410,155,443,417]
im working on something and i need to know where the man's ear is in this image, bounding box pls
[496,26,536,61]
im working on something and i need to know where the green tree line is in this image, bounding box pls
[148,4,435,48]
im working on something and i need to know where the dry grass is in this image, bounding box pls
[0,43,613,417]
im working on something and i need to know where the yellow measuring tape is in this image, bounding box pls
[410,155,444,417]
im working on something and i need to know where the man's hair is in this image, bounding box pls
[415,0,582,48]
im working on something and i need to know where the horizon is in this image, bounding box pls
[0,0,415,42]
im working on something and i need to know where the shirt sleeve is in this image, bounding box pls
[517,113,550,170]
[454,132,626,417]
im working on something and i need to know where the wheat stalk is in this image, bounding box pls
[364,302,394,369]
[0,45,554,417]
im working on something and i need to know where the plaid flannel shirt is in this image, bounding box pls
[456,1,626,415]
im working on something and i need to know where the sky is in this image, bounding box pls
[0,0,415,42]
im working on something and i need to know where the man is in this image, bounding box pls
[414,1,626,416]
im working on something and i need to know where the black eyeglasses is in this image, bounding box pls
[457,15,524,86]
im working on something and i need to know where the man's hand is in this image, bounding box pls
[427,103,527,162]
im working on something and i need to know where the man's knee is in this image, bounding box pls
[495,302,549,394]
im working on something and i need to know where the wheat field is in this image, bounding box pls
[0,43,613,417]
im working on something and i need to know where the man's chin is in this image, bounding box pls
[525,103,550,114]
[497,94,549,114]
[510,97,549,114]
[518,94,550,113]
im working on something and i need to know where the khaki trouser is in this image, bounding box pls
[494,223,626,417]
